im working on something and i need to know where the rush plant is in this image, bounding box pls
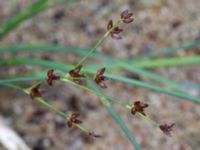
[0,3,200,150]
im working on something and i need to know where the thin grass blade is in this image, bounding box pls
[0,0,48,39]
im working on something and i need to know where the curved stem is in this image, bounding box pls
[61,77,160,128]
[2,83,90,134]
[74,21,121,68]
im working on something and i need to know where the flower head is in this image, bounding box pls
[131,101,149,115]
[121,9,134,24]
[94,67,108,88]
[159,123,175,137]
[69,65,85,84]
[107,20,123,39]
[30,83,43,99]
[67,112,82,128]
[47,69,60,86]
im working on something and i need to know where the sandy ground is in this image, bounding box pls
[0,0,200,150]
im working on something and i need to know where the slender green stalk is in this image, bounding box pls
[1,58,200,103]
[134,56,200,68]
[0,77,45,83]
[74,21,121,68]
[86,78,141,150]
[1,82,90,134]
[76,75,160,147]
[25,89,67,118]
[1,77,142,149]
[107,74,200,104]
[0,0,75,39]
[132,40,200,61]
[137,113,159,127]
[119,62,185,92]
[0,0,48,39]
[61,76,159,128]
[1,76,160,129]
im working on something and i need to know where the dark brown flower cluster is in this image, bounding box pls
[69,65,85,84]
[107,9,134,39]
[159,123,175,137]
[107,20,123,39]
[130,101,175,137]
[30,69,60,99]
[121,9,134,24]
[67,112,82,128]
[94,67,108,88]
[69,66,108,89]
[47,69,60,86]
[131,101,149,115]
[30,83,43,99]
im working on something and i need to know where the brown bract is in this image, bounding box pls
[131,101,149,115]
[30,83,43,99]
[69,65,85,84]
[121,9,134,24]
[107,20,123,39]
[67,112,82,128]
[94,67,108,88]
[159,123,175,137]
[47,69,60,86]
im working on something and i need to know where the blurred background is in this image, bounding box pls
[0,0,200,150]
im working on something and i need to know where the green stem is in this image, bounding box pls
[24,89,67,118]
[2,83,89,134]
[137,113,159,127]
[0,0,48,39]
[61,76,159,128]
[74,21,121,68]
[135,56,200,68]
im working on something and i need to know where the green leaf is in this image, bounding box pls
[107,74,200,104]
[1,58,200,104]
[134,56,200,68]
[132,40,200,61]
[1,43,200,93]
[0,0,48,39]
[87,79,141,150]
[119,62,185,92]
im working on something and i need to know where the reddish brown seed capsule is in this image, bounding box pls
[30,83,43,99]
[69,65,85,84]
[131,101,149,115]
[94,67,108,88]
[67,112,82,128]
[47,69,60,86]
[107,20,123,39]
[159,123,175,137]
[121,9,134,24]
